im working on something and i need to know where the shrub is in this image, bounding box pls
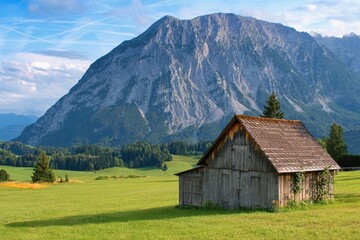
[203,200,221,209]
[0,169,10,182]
[286,200,299,208]
[95,176,109,180]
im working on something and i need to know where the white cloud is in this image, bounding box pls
[0,52,90,115]
[153,0,360,37]
[31,61,50,70]
[306,4,317,11]
[273,0,360,36]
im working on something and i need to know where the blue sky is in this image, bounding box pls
[1,0,360,116]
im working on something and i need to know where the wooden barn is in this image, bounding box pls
[176,115,340,209]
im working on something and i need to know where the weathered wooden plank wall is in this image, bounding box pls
[201,123,278,209]
[178,168,204,207]
[278,171,336,206]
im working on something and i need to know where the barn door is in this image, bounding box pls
[221,173,230,208]
[183,178,202,206]
[191,178,202,206]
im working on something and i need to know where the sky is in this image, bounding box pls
[1,0,360,116]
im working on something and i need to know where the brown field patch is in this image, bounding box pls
[0,182,48,189]
[55,179,83,184]
[68,179,83,183]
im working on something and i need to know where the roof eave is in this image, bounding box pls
[174,165,205,176]
[277,166,341,173]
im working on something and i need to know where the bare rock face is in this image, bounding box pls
[314,32,360,74]
[16,13,360,147]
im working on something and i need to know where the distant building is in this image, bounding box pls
[176,115,340,209]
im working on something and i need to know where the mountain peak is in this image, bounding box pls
[309,31,322,38]
[16,13,360,147]
[343,32,359,38]
[160,15,179,21]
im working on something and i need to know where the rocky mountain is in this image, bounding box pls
[313,32,360,153]
[0,113,38,141]
[16,13,360,152]
[313,32,360,74]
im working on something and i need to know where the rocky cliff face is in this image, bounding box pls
[314,32,360,74]
[17,13,360,147]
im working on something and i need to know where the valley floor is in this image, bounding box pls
[1,156,360,239]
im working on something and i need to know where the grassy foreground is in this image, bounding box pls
[1,155,360,239]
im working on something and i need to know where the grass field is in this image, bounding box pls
[1,155,360,239]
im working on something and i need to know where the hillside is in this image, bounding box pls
[16,13,360,152]
[344,130,360,154]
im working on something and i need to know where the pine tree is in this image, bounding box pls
[261,93,285,119]
[31,152,55,183]
[326,123,347,161]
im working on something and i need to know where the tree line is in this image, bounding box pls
[0,141,211,171]
[0,142,123,171]
[161,141,212,155]
[121,142,172,168]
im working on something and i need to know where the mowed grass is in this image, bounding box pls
[0,155,359,240]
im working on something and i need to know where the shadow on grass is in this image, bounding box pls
[6,206,265,228]
[336,193,360,203]
[336,177,360,182]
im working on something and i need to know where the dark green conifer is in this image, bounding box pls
[261,93,284,119]
[326,123,347,161]
[31,152,55,183]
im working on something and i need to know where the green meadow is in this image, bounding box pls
[1,155,360,240]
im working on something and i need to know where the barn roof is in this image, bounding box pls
[174,165,204,176]
[197,115,340,173]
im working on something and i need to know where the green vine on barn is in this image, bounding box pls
[315,167,333,202]
[291,171,304,199]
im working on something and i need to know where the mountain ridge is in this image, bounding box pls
[314,32,360,74]
[16,13,360,153]
[0,113,38,141]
